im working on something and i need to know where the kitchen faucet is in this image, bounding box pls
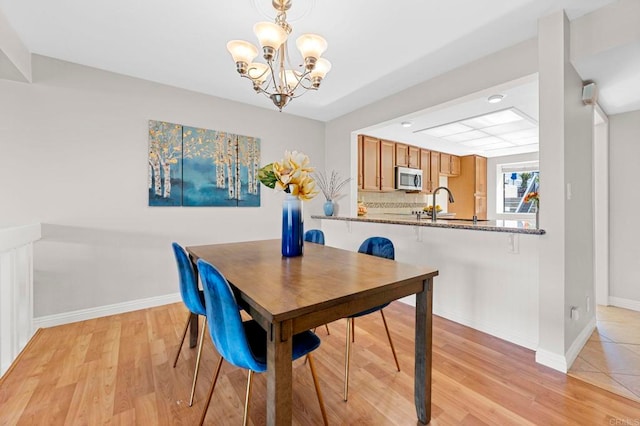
[431,187,455,222]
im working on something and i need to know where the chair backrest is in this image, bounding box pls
[304,229,325,245]
[197,259,262,372]
[172,243,206,316]
[357,237,395,260]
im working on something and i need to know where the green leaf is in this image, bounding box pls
[258,163,277,189]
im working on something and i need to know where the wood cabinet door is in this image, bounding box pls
[361,135,380,191]
[430,152,440,191]
[450,155,461,176]
[395,143,409,167]
[475,155,487,195]
[380,140,396,191]
[440,153,451,175]
[408,146,420,169]
[357,135,363,189]
[475,196,487,220]
[420,149,431,193]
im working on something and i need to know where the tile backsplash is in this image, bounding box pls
[358,191,430,214]
[358,177,450,214]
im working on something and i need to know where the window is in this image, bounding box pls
[497,162,539,214]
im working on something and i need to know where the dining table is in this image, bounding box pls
[186,239,439,425]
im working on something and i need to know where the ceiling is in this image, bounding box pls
[0,0,628,124]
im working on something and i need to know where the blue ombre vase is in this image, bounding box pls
[282,193,304,257]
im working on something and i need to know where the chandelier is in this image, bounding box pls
[226,0,331,111]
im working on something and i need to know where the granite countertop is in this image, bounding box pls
[311,214,545,235]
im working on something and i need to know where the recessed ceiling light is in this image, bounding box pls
[401,121,413,128]
[487,94,504,104]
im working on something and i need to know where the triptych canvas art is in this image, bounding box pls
[148,120,261,207]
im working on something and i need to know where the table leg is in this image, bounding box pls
[189,313,198,348]
[415,277,433,424]
[267,319,293,425]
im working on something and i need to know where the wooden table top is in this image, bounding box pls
[187,239,439,323]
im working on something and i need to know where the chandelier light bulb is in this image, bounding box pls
[226,40,259,74]
[253,22,288,51]
[247,63,270,83]
[296,34,327,69]
[309,58,331,79]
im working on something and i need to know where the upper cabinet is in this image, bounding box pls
[359,135,380,191]
[358,134,463,193]
[380,140,396,191]
[440,153,460,177]
[395,143,420,169]
[420,149,440,194]
[358,135,395,192]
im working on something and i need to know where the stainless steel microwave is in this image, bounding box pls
[395,166,423,191]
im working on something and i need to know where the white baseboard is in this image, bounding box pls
[535,349,568,373]
[609,297,640,312]
[535,316,597,373]
[33,293,181,328]
[565,316,597,370]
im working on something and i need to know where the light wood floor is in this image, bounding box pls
[569,305,640,403]
[2,302,640,425]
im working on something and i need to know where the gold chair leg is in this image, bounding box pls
[189,319,207,406]
[343,317,352,401]
[243,370,254,426]
[199,357,223,426]
[307,354,328,425]
[173,312,191,368]
[380,309,400,372]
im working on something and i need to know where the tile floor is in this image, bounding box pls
[569,305,640,402]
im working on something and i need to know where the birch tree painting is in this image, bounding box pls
[181,126,261,207]
[148,120,182,206]
[148,120,260,207]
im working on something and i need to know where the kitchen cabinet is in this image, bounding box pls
[358,135,363,189]
[448,155,487,219]
[408,146,420,168]
[360,135,380,191]
[430,151,440,192]
[395,143,420,168]
[439,153,460,177]
[420,149,440,193]
[358,135,396,192]
[380,140,396,191]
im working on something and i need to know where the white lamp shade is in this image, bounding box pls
[247,63,270,84]
[226,40,258,64]
[283,70,301,90]
[253,22,288,50]
[295,34,327,60]
[309,58,331,79]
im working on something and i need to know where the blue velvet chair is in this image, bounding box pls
[343,236,400,401]
[197,259,328,426]
[171,242,208,407]
[304,229,325,245]
[304,229,330,335]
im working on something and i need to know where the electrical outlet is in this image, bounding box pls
[586,296,591,312]
[507,234,519,253]
[570,306,580,320]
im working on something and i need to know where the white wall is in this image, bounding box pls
[0,55,326,318]
[321,220,540,350]
[487,152,539,220]
[537,11,595,371]
[609,110,640,307]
